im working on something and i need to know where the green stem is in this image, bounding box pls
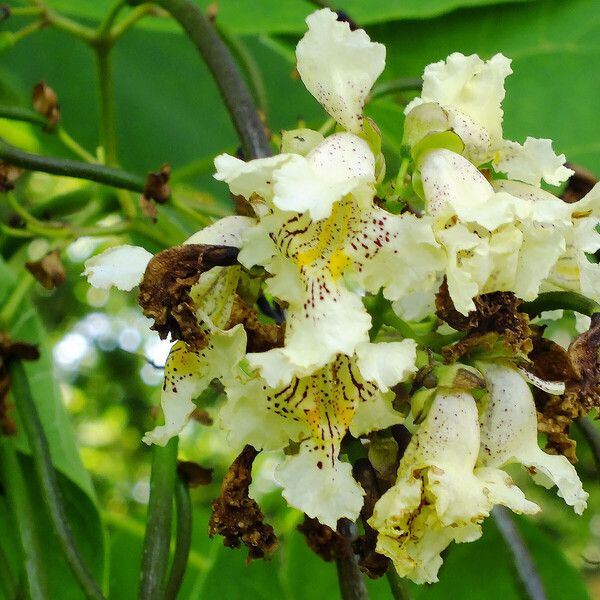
[0,137,150,194]
[9,361,105,600]
[57,128,97,162]
[386,568,411,600]
[0,440,48,600]
[335,519,369,600]
[371,78,422,101]
[44,10,95,42]
[141,0,271,160]
[108,3,162,44]
[492,506,547,600]
[577,417,600,478]
[521,291,600,318]
[0,105,47,127]
[96,47,118,167]
[165,476,193,600]
[138,438,179,600]
[219,24,268,117]
[0,273,34,326]
[96,0,127,39]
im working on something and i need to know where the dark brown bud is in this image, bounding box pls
[25,249,66,290]
[143,163,171,204]
[177,460,213,487]
[0,162,24,191]
[32,81,60,131]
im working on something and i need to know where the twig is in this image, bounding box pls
[577,417,600,476]
[165,475,193,600]
[9,361,105,600]
[336,519,369,600]
[138,438,179,600]
[521,291,600,318]
[493,506,547,600]
[139,0,271,160]
[0,137,152,194]
[386,568,411,600]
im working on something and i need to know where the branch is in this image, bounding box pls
[139,0,271,160]
[577,417,600,476]
[0,137,162,196]
[165,475,193,600]
[521,291,600,318]
[493,506,547,600]
[9,360,105,600]
[138,438,179,600]
[336,519,369,600]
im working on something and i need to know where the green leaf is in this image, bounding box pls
[407,517,590,600]
[43,0,537,35]
[0,258,106,594]
[372,0,600,174]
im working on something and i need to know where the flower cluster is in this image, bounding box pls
[84,8,599,584]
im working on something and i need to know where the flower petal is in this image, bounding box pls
[143,325,247,446]
[83,245,153,291]
[479,363,588,514]
[494,137,574,186]
[276,441,364,528]
[406,52,512,143]
[296,8,385,133]
[355,340,417,392]
[185,215,255,247]
[281,128,324,155]
[273,133,375,220]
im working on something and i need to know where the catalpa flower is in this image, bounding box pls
[404,52,573,186]
[215,9,443,385]
[84,216,252,445]
[221,340,417,527]
[370,387,539,584]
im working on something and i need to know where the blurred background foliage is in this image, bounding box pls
[1,0,600,598]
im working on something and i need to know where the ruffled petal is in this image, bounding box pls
[185,215,255,247]
[276,441,364,528]
[478,363,588,514]
[355,340,417,392]
[406,52,512,143]
[494,137,574,187]
[273,133,375,220]
[296,8,385,133]
[281,128,324,155]
[83,245,153,291]
[143,325,247,445]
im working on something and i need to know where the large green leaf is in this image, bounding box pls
[0,258,106,594]
[372,0,600,174]
[42,0,537,35]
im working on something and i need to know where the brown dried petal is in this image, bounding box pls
[227,296,284,353]
[25,249,66,290]
[177,460,213,487]
[297,515,347,562]
[139,195,158,222]
[143,164,171,204]
[32,81,60,131]
[436,279,532,362]
[0,333,39,436]
[208,445,278,561]
[138,244,238,349]
[0,162,24,191]
[560,164,598,204]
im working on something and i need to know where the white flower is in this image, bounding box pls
[83,217,254,445]
[370,389,538,584]
[221,344,416,528]
[296,8,385,133]
[478,363,588,514]
[494,137,574,187]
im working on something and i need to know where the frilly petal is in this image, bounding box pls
[276,441,364,528]
[296,8,385,133]
[185,215,255,247]
[355,340,417,392]
[273,133,375,220]
[494,137,574,187]
[281,128,325,156]
[143,325,247,446]
[406,52,512,143]
[83,245,153,291]
[479,363,588,514]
